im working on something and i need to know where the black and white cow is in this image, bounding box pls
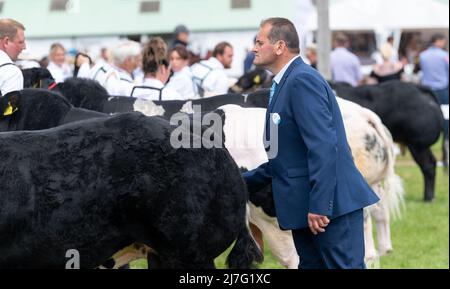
[331,81,445,202]
[0,112,262,269]
[0,89,105,132]
[52,77,270,118]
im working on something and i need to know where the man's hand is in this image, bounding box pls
[308,213,330,235]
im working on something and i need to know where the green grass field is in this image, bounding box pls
[132,140,449,269]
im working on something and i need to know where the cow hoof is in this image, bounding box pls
[365,254,380,269]
[379,247,393,256]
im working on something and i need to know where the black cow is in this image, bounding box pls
[331,81,445,202]
[0,89,105,132]
[229,67,272,94]
[0,112,262,268]
[22,67,56,89]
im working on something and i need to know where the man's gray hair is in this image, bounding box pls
[260,18,300,54]
[0,18,26,40]
[112,40,142,66]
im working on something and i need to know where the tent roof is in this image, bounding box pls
[307,0,449,31]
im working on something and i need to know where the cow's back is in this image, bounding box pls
[334,81,443,147]
[0,112,249,268]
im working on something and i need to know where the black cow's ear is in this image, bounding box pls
[1,91,20,117]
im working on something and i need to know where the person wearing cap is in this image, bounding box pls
[172,24,190,49]
[0,18,26,97]
[47,43,73,83]
[190,41,234,96]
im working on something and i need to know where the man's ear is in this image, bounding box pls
[276,40,287,55]
[0,37,8,48]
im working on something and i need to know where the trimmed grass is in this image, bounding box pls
[379,162,449,268]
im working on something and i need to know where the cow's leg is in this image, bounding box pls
[363,207,379,268]
[443,137,449,173]
[265,230,299,269]
[408,145,436,202]
[370,201,393,256]
[249,222,264,252]
[109,243,153,269]
[249,204,299,269]
[147,251,162,269]
[255,222,299,269]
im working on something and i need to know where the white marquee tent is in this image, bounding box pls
[307,0,449,31]
[306,0,449,48]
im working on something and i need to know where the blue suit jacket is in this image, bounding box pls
[243,57,379,230]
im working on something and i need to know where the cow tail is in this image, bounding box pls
[226,205,264,269]
[378,125,405,220]
[362,107,405,219]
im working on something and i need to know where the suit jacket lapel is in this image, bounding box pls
[268,57,302,113]
[264,57,303,147]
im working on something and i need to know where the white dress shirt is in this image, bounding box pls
[0,50,24,96]
[166,66,196,100]
[82,62,134,96]
[273,55,301,85]
[47,61,72,83]
[131,78,183,101]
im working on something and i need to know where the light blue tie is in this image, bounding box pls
[269,81,277,106]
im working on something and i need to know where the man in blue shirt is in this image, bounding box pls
[244,17,379,269]
[419,34,449,139]
[330,33,363,87]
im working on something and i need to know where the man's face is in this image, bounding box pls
[436,38,447,49]
[306,49,317,64]
[50,47,66,66]
[124,54,141,73]
[5,29,26,61]
[177,32,189,44]
[217,46,234,69]
[253,24,277,67]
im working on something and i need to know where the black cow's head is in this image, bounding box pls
[229,68,272,94]
[22,67,56,90]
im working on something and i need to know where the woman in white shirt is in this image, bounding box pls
[47,43,72,83]
[131,37,182,101]
[166,45,196,99]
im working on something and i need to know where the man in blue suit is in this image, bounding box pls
[243,18,380,269]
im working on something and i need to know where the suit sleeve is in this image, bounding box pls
[242,162,272,194]
[290,73,337,217]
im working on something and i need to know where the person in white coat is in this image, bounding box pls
[0,18,26,96]
[166,45,196,99]
[190,41,233,97]
[76,41,142,96]
[47,43,72,83]
[131,37,182,101]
